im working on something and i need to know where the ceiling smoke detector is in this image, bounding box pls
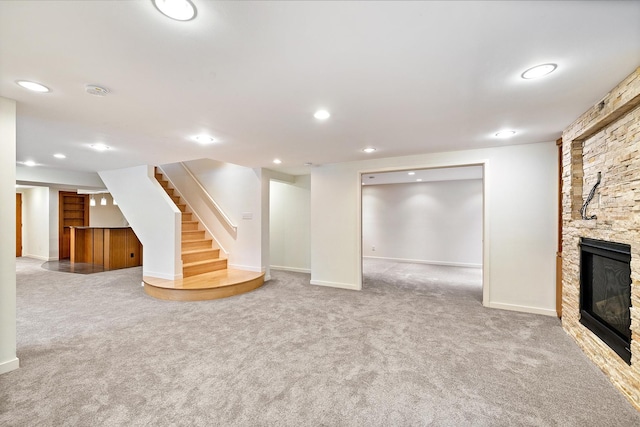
[86,85,110,97]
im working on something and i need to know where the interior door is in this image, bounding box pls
[16,193,22,257]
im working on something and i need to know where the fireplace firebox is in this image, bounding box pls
[580,238,632,365]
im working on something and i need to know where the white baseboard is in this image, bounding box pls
[143,271,183,280]
[228,264,262,273]
[270,265,311,274]
[363,256,481,269]
[487,302,557,317]
[310,280,360,291]
[0,357,19,375]
[22,254,57,261]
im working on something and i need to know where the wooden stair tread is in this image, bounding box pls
[182,238,212,243]
[143,269,265,301]
[182,248,220,255]
[145,269,263,290]
[182,248,221,265]
[183,258,225,267]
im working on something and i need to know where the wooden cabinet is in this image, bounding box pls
[59,192,89,259]
[70,227,142,270]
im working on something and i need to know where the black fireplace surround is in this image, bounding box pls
[580,238,632,365]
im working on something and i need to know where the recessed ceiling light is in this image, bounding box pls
[91,143,110,151]
[495,130,517,138]
[408,172,415,176]
[304,162,313,166]
[273,159,282,164]
[314,110,331,120]
[153,0,197,21]
[416,179,423,182]
[521,63,557,79]
[193,135,216,144]
[363,147,376,153]
[23,160,37,167]
[16,80,50,93]
[53,153,66,159]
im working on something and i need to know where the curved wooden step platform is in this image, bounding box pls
[143,269,265,301]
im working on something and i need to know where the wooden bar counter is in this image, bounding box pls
[70,227,142,270]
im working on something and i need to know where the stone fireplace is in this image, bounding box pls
[562,67,640,409]
[579,237,632,365]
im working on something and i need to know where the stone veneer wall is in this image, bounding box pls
[562,67,640,409]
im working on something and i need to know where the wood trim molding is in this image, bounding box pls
[556,138,563,318]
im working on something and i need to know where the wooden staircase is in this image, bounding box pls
[143,169,264,301]
[155,169,226,278]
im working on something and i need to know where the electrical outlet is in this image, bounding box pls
[372,246,376,251]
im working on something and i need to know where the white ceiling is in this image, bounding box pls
[1,1,639,176]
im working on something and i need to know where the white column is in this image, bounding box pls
[0,96,19,374]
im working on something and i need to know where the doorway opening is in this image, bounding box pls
[359,164,486,305]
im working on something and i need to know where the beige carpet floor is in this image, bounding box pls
[1,257,639,426]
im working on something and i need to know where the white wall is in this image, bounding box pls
[21,187,51,260]
[99,165,182,280]
[15,166,106,262]
[0,96,18,374]
[362,179,482,267]
[160,159,264,273]
[89,193,128,227]
[270,175,311,273]
[311,141,558,316]
[17,187,69,261]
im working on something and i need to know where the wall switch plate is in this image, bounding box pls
[242,212,253,220]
